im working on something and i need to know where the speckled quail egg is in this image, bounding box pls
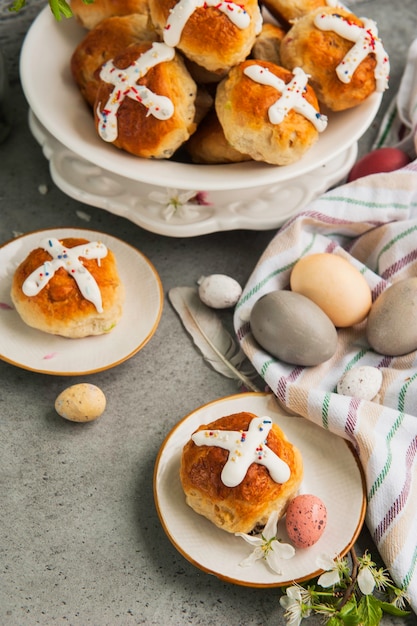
[285,494,327,548]
[197,274,242,309]
[337,366,383,401]
[55,383,106,422]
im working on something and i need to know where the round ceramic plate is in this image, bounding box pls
[20,7,381,191]
[154,392,366,587]
[0,228,163,375]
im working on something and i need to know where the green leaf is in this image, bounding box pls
[49,0,73,20]
[379,601,410,617]
[8,0,26,12]
[357,595,383,626]
[337,597,361,626]
[9,0,93,18]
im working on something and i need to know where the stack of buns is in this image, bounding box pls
[70,0,389,164]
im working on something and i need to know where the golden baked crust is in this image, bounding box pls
[94,42,197,159]
[148,0,262,74]
[70,0,150,30]
[215,60,323,165]
[280,7,383,111]
[261,0,327,28]
[71,14,158,108]
[186,110,252,164]
[11,238,124,338]
[180,411,303,534]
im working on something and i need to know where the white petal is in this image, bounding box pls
[265,550,283,575]
[148,190,170,204]
[279,595,293,610]
[235,532,262,547]
[316,553,337,570]
[162,205,176,221]
[317,569,340,588]
[178,190,197,203]
[286,585,303,601]
[272,540,295,560]
[239,547,263,568]
[263,510,279,540]
[358,567,376,595]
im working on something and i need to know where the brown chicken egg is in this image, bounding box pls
[290,253,372,327]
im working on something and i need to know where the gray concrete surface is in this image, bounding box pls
[1,1,416,624]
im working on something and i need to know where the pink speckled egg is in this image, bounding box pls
[285,494,327,548]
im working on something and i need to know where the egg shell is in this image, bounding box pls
[250,290,338,366]
[55,383,106,422]
[337,366,383,401]
[198,274,242,309]
[290,253,372,327]
[285,494,327,549]
[347,147,411,182]
[366,278,417,356]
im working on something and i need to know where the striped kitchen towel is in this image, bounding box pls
[234,42,417,612]
[373,38,417,155]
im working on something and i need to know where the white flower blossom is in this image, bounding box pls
[235,510,295,574]
[357,552,377,595]
[317,554,342,588]
[148,188,198,220]
[280,584,312,626]
[391,588,410,610]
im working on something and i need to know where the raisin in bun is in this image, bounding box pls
[94,41,197,159]
[280,6,390,111]
[148,0,262,75]
[186,110,252,164]
[215,60,327,165]
[11,238,124,338]
[180,412,303,534]
[70,0,150,30]
[71,14,158,108]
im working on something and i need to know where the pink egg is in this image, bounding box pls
[347,147,410,183]
[285,494,327,548]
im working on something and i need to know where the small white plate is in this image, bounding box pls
[154,392,366,587]
[0,228,163,375]
[20,7,380,191]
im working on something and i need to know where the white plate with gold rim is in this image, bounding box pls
[0,228,163,375]
[20,8,381,237]
[154,392,366,587]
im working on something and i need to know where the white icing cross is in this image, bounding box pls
[163,0,252,47]
[243,65,328,131]
[22,238,108,313]
[97,42,176,142]
[192,415,291,487]
[314,13,390,91]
